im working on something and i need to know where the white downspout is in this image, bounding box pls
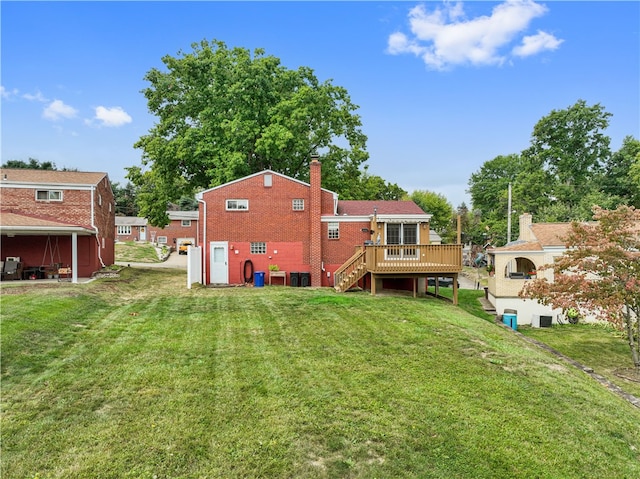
[91,185,106,269]
[197,197,207,285]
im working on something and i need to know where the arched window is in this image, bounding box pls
[503,257,537,279]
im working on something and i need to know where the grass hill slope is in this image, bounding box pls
[2,268,639,478]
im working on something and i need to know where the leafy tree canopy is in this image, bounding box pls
[2,158,56,170]
[112,181,140,217]
[409,190,455,241]
[520,205,640,370]
[129,39,398,226]
[468,100,638,246]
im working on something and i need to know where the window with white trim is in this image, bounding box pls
[226,199,248,210]
[328,222,339,240]
[36,190,62,201]
[250,242,266,254]
[117,225,132,235]
[157,236,168,244]
[181,219,191,227]
[292,199,304,211]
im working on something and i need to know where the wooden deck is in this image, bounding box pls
[334,244,463,301]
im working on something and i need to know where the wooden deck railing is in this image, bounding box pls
[333,247,367,292]
[333,244,463,292]
[365,244,463,273]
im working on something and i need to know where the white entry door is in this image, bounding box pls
[210,242,228,284]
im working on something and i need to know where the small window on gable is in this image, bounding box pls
[292,199,304,211]
[264,174,272,187]
[328,222,339,240]
[36,190,62,201]
[226,199,248,210]
[250,242,266,254]
[181,220,191,227]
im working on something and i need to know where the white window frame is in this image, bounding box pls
[181,219,191,227]
[385,223,418,259]
[36,189,63,201]
[117,225,132,235]
[250,242,266,254]
[226,199,249,211]
[292,199,304,211]
[328,222,339,240]
[157,236,168,244]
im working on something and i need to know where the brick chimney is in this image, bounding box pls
[310,155,322,286]
[519,213,533,241]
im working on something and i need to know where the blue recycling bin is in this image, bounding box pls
[254,271,265,288]
[503,313,517,330]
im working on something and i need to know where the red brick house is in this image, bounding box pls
[115,216,148,242]
[115,211,198,248]
[148,211,198,249]
[195,158,462,299]
[0,169,115,282]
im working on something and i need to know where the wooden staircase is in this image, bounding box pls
[334,247,368,292]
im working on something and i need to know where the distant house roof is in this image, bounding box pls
[115,216,148,227]
[0,168,108,186]
[337,200,426,216]
[529,223,574,247]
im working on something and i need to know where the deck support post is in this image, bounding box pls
[452,273,459,305]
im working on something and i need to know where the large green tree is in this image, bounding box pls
[601,136,640,208]
[468,100,636,245]
[2,158,56,170]
[409,190,455,241]
[523,99,612,214]
[130,39,375,226]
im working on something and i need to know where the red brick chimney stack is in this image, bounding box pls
[310,155,322,286]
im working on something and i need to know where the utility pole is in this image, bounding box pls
[507,182,512,244]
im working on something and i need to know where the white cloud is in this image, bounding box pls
[1,86,19,99]
[93,106,132,127]
[387,0,562,70]
[23,90,48,102]
[513,30,563,57]
[43,99,78,121]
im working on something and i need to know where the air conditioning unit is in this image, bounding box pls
[531,314,552,328]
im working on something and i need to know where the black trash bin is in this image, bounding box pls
[300,272,311,287]
[290,272,300,287]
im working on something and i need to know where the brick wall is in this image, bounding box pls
[1,176,115,273]
[148,219,198,248]
[94,177,115,266]
[200,170,335,284]
[1,187,94,227]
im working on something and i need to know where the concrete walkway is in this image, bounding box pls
[115,251,188,270]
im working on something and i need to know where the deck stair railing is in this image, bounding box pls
[334,247,368,292]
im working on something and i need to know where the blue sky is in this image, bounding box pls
[2,1,639,208]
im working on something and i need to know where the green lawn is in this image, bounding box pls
[115,241,163,263]
[519,323,640,399]
[2,269,639,478]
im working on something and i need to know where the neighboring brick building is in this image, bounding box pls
[115,211,198,249]
[148,211,198,249]
[115,216,148,242]
[195,158,448,290]
[0,169,115,281]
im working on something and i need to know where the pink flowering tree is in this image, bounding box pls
[520,205,640,370]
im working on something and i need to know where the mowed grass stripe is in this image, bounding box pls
[1,270,639,478]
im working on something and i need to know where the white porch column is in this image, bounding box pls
[72,233,78,283]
